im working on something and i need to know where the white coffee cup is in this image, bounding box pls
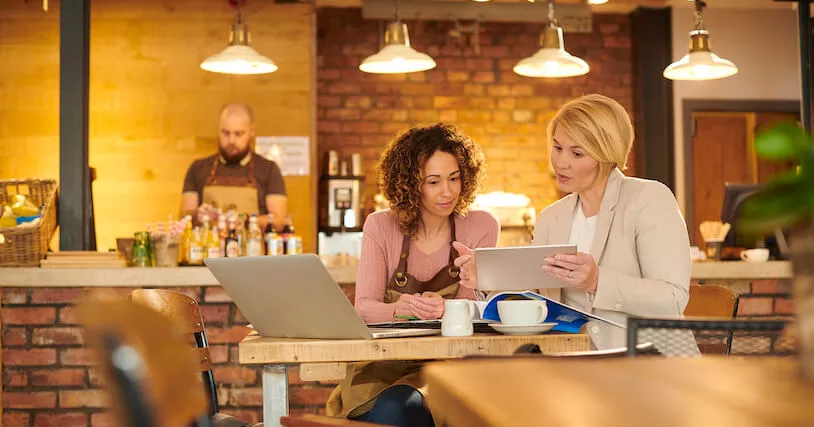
[442,299,475,337]
[497,300,548,326]
[741,248,770,263]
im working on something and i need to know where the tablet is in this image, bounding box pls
[474,244,578,291]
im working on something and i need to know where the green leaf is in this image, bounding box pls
[754,122,811,160]
[762,169,803,190]
[738,178,814,235]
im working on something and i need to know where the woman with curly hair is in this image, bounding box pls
[325,122,499,427]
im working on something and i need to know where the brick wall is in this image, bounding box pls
[317,8,635,212]
[691,279,795,318]
[2,285,355,426]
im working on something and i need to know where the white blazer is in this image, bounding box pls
[533,168,691,350]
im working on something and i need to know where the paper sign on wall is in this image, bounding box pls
[255,136,310,176]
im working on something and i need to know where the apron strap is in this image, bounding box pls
[205,157,220,185]
[205,154,256,186]
[447,215,460,277]
[447,215,458,264]
[394,232,411,288]
[246,154,256,185]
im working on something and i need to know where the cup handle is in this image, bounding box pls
[536,301,547,323]
[740,252,749,261]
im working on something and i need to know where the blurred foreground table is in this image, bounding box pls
[424,356,814,427]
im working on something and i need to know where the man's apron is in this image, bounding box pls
[201,155,260,214]
[326,215,461,420]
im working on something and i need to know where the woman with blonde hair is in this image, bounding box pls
[454,94,691,350]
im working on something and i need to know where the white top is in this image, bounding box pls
[563,199,597,311]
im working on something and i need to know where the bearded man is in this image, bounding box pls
[181,103,287,230]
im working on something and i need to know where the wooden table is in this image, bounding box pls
[238,332,590,426]
[424,356,814,427]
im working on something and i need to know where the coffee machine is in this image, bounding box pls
[318,151,365,257]
[320,176,364,231]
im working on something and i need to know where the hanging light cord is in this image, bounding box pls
[693,0,707,31]
[394,0,400,22]
[547,0,558,28]
[236,0,244,25]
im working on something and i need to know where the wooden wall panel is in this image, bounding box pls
[0,0,316,252]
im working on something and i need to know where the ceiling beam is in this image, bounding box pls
[362,0,593,31]
[317,0,670,14]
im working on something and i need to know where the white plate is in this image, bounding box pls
[489,322,557,335]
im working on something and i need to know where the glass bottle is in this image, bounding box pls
[246,215,264,257]
[207,226,221,259]
[225,218,241,258]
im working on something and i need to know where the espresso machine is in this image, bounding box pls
[318,151,365,257]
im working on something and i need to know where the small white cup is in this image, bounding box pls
[441,299,475,337]
[741,248,770,263]
[497,300,548,326]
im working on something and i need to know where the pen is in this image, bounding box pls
[395,315,420,321]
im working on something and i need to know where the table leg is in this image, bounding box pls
[262,364,289,427]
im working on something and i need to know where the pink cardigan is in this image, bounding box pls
[355,209,500,322]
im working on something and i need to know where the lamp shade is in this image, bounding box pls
[514,26,589,78]
[664,29,737,81]
[201,45,278,75]
[201,20,277,75]
[359,22,436,74]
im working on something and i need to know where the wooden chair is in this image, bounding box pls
[684,284,739,354]
[130,289,220,416]
[684,284,739,318]
[79,296,210,427]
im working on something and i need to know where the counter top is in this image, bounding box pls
[0,262,357,287]
[691,260,792,280]
[0,260,792,288]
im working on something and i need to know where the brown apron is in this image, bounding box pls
[326,216,461,419]
[201,155,260,214]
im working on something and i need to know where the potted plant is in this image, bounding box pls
[738,121,814,377]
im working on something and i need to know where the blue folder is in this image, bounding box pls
[481,291,626,333]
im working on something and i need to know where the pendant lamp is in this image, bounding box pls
[200,1,278,75]
[514,0,589,78]
[359,2,436,74]
[664,0,737,81]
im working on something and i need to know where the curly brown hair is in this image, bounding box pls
[377,122,486,235]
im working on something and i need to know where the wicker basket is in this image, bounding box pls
[0,179,59,267]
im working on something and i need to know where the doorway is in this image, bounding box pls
[683,100,800,246]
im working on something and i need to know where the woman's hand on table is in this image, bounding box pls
[394,293,445,320]
[543,252,599,294]
[452,241,478,289]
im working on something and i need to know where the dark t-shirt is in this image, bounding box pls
[182,153,286,214]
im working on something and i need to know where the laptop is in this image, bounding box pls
[474,244,577,291]
[205,255,440,340]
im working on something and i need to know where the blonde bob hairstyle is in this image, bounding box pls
[547,94,633,179]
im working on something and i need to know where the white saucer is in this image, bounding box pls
[489,322,556,335]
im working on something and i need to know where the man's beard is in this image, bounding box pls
[219,146,251,165]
